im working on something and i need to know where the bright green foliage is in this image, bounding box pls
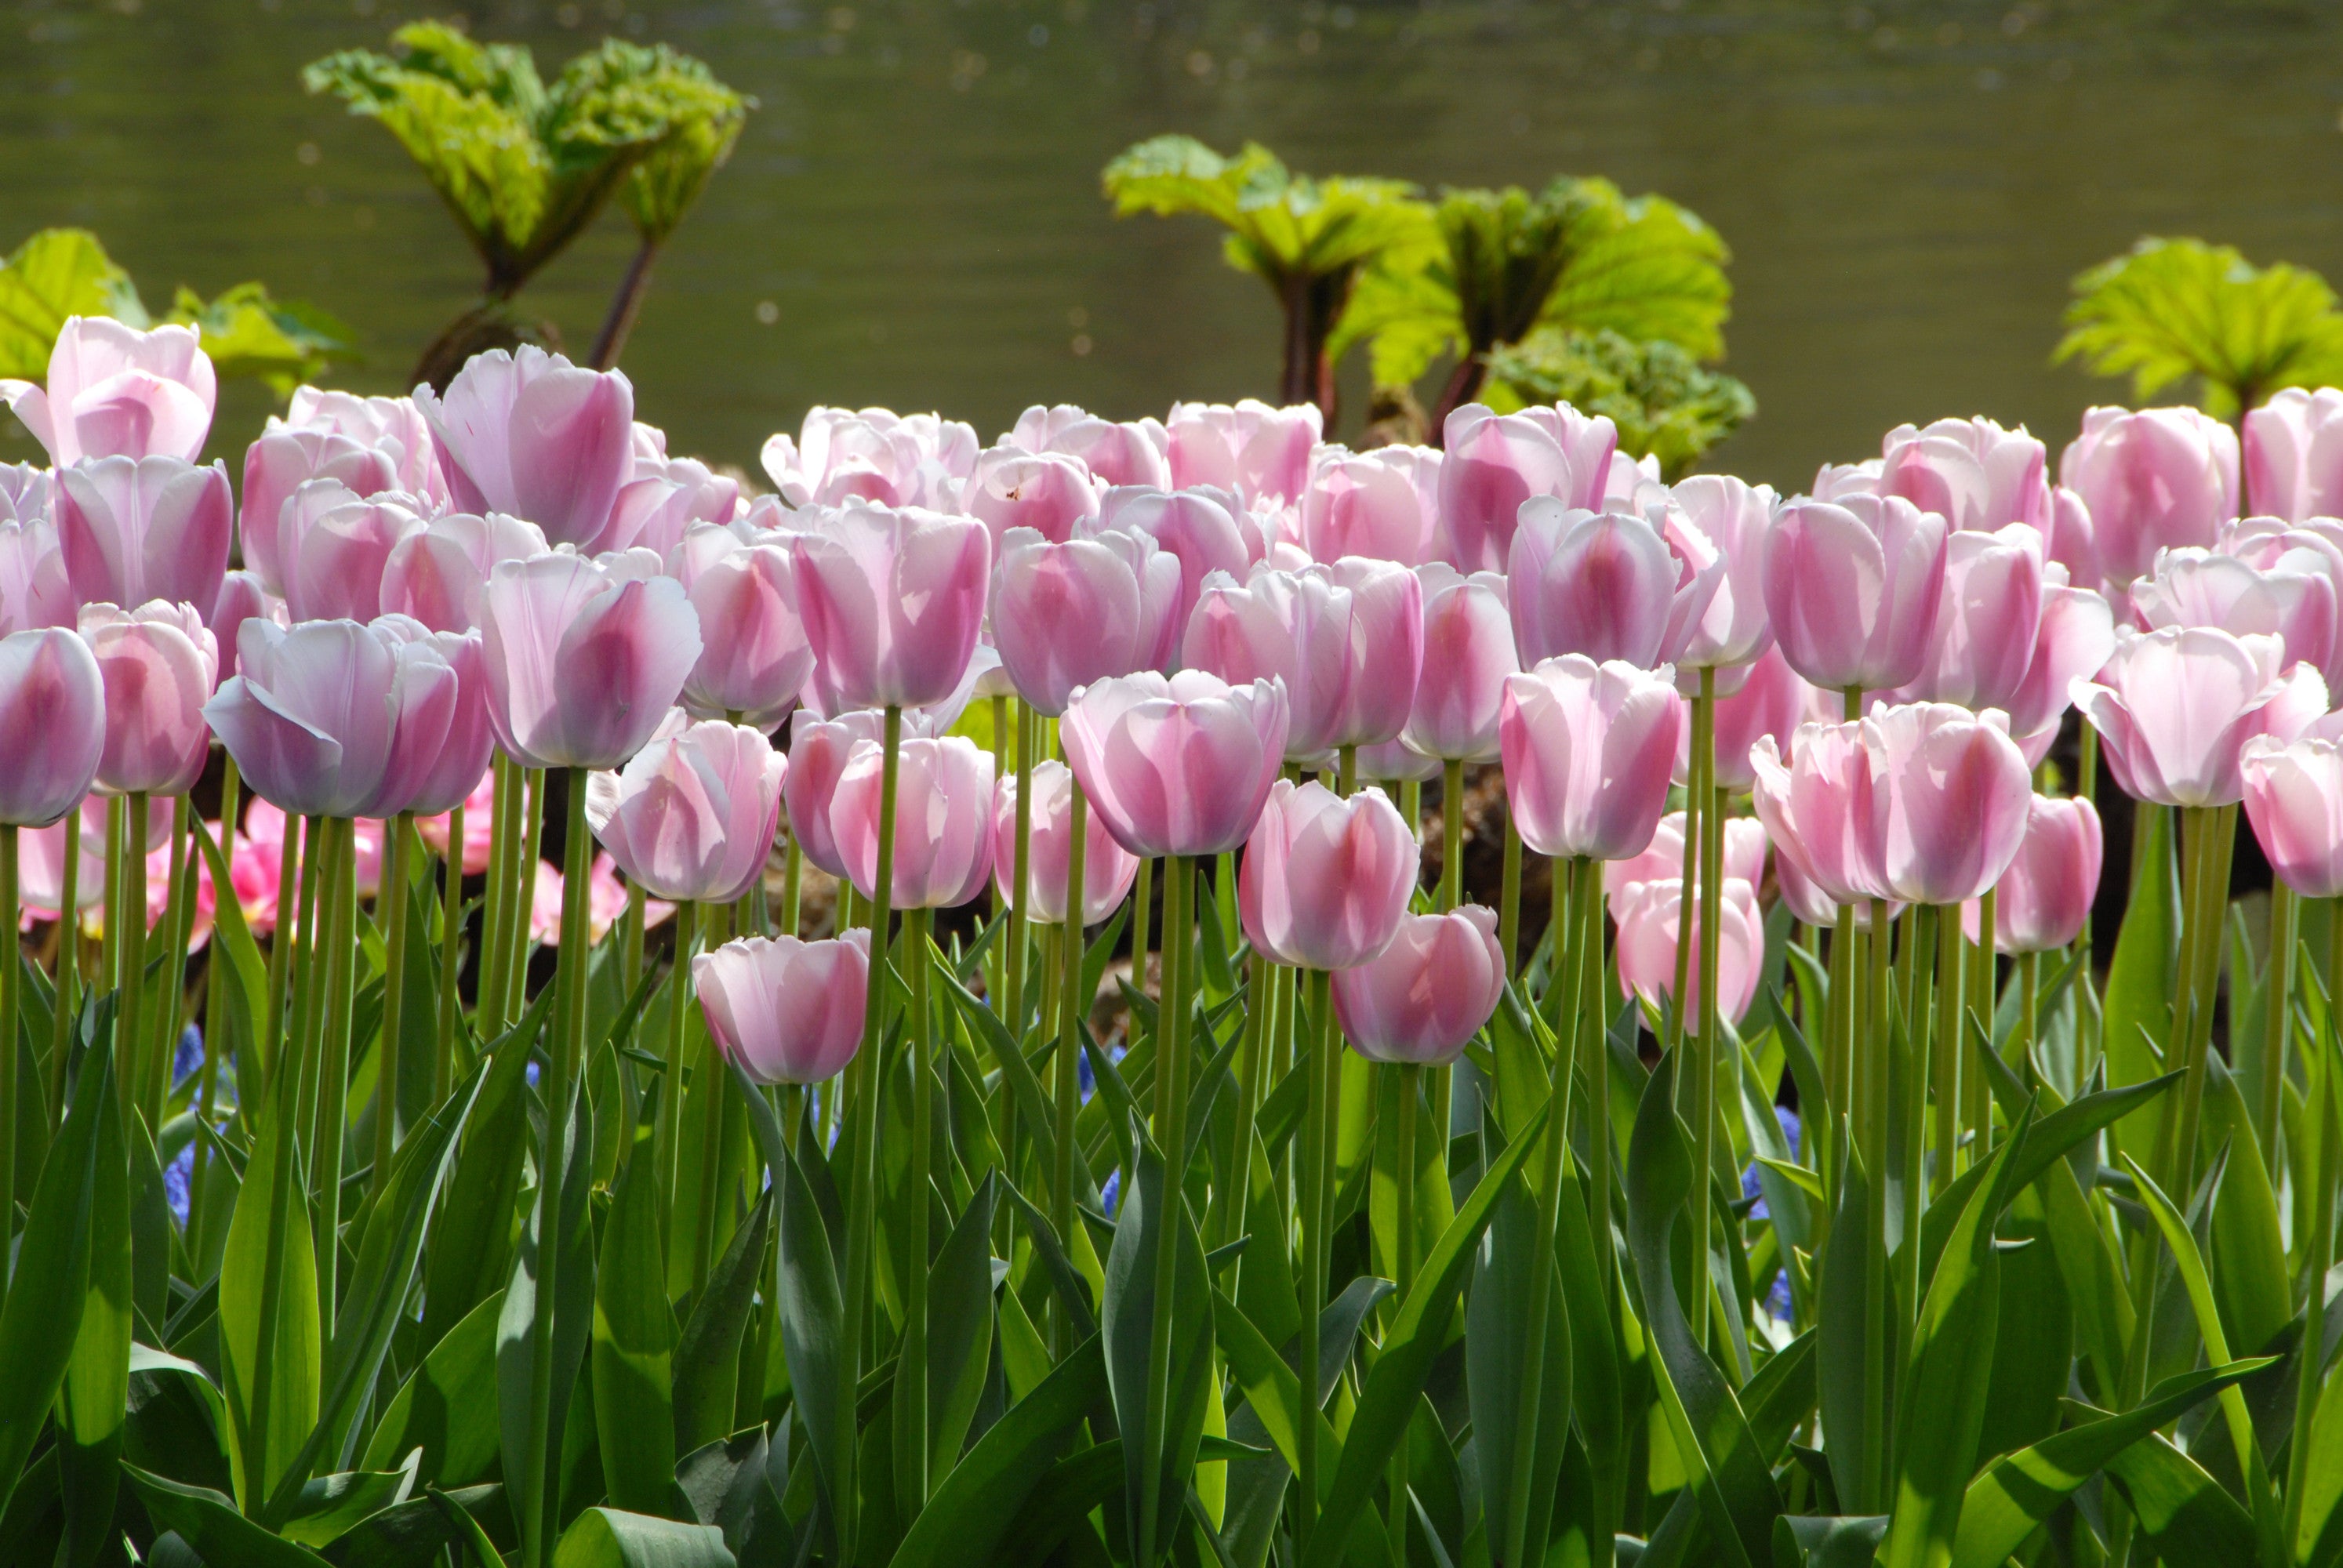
[1485,325,1756,477]
[2056,235,2343,417]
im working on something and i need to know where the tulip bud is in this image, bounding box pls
[829,735,995,909]
[1332,906,1506,1064]
[1992,793,2102,951]
[1061,670,1289,858]
[1498,655,1684,862]
[413,346,636,551]
[1239,780,1419,971]
[55,455,233,615]
[587,718,786,904]
[695,931,870,1085]
[2058,405,2239,587]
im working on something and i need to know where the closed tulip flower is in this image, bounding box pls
[478,550,703,771]
[207,570,272,684]
[0,317,215,466]
[2076,626,2327,808]
[2059,405,2239,586]
[1893,524,2047,712]
[1509,501,1722,671]
[1060,670,1290,858]
[1604,811,1767,915]
[0,628,105,825]
[2246,387,2343,524]
[365,621,496,820]
[1302,446,1439,564]
[82,601,217,797]
[1165,400,1320,505]
[1764,493,1949,693]
[1749,721,1889,908]
[1009,405,1172,489]
[1332,905,1506,1064]
[1183,558,1422,758]
[55,456,232,615]
[1701,643,1816,791]
[830,734,994,909]
[1437,402,1615,572]
[378,512,549,633]
[1669,474,1778,677]
[1877,416,2051,533]
[239,429,401,594]
[696,931,870,1086]
[789,503,990,711]
[672,524,813,732]
[2241,735,2343,898]
[1498,655,1685,862]
[282,488,427,625]
[961,447,1102,544]
[205,617,444,819]
[1402,565,1515,763]
[1992,794,2103,952]
[783,708,892,880]
[994,759,1139,926]
[1615,877,1764,1025]
[992,526,1182,715]
[1102,485,1253,633]
[761,407,979,511]
[1240,780,1419,971]
[1863,702,2033,906]
[0,514,78,636]
[282,386,445,503]
[587,718,785,905]
[2001,581,2118,760]
[414,346,635,551]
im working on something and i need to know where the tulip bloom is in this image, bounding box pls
[1183,559,1422,758]
[672,524,812,732]
[1992,793,2103,952]
[1669,474,1778,677]
[1862,702,2032,906]
[1402,565,1515,763]
[282,386,445,503]
[0,628,105,825]
[1749,721,1888,908]
[2075,626,2327,808]
[991,527,1182,714]
[1509,501,1721,672]
[761,406,979,511]
[2059,405,2239,586]
[414,346,636,551]
[1164,400,1320,505]
[54,456,233,616]
[205,617,450,820]
[1764,494,1949,694]
[993,759,1139,926]
[2241,735,2343,898]
[239,430,401,594]
[1060,670,1289,858]
[1009,405,1172,489]
[2046,484,2102,591]
[281,489,427,625]
[696,931,870,1085]
[82,601,216,797]
[0,317,216,466]
[1604,811,1767,916]
[1102,486,1253,633]
[378,512,550,634]
[1893,524,2047,713]
[1614,877,1764,1025]
[587,718,786,905]
[0,510,74,635]
[1701,643,1815,792]
[2001,582,2118,761]
[790,503,990,712]
[1239,781,1419,971]
[829,735,995,909]
[1876,416,2051,533]
[369,624,496,820]
[961,447,1102,544]
[2132,534,2341,691]
[1498,655,1684,862]
[2246,387,2343,524]
[478,551,703,771]
[1301,446,1440,564]
[1437,403,1615,572]
[1332,905,1506,1064]
[607,452,739,557]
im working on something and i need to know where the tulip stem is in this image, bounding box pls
[1132,856,1153,1001]
[510,768,547,1022]
[0,823,16,1296]
[1008,699,1035,1033]
[50,823,78,1128]
[1580,855,1614,1312]
[1138,856,1193,1566]
[901,905,935,1508]
[780,833,801,940]
[1692,670,1722,1349]
[315,818,359,1330]
[1967,886,1996,1163]
[194,782,234,1250]
[375,814,414,1196]
[622,883,645,1002]
[1932,899,1963,1210]
[1388,1058,1421,1568]
[1297,960,1334,1558]
[2017,949,2040,1082]
[101,793,123,999]
[478,755,517,1029]
[2262,880,2296,1164]
[1440,759,1465,913]
[263,812,303,1091]
[654,900,698,1243]
[147,794,194,1133]
[290,816,328,1160]
[434,804,465,1104]
[1053,775,1089,1271]
[1862,896,1891,1513]
[118,791,149,1124]
[1500,815,1522,976]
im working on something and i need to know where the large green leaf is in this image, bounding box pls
[1102,1138,1215,1568]
[1466,1170,1573,1568]
[220,1057,321,1515]
[497,1081,598,1554]
[0,228,135,377]
[122,1464,330,1566]
[671,1189,770,1457]
[422,992,547,1352]
[923,1175,999,1484]
[2099,1421,2261,1564]
[551,1506,733,1567]
[361,1288,508,1487]
[57,1065,130,1568]
[593,1152,677,1515]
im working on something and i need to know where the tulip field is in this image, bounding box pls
[2,318,2342,1568]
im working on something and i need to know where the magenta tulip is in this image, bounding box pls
[696,931,870,1085]
[414,347,634,551]
[1060,670,1289,858]
[1862,702,2032,906]
[0,628,105,825]
[0,318,215,466]
[1239,780,1419,970]
[991,526,1182,715]
[1669,474,1778,677]
[2076,626,2327,808]
[1509,501,1721,672]
[829,734,995,909]
[1332,905,1506,1064]
[1437,402,1615,572]
[1701,643,1816,792]
[1402,565,1516,763]
[54,455,232,615]
[587,718,785,904]
[961,447,1102,544]
[2246,387,2343,524]
[761,407,979,511]
[1164,400,1320,504]
[1302,447,1439,564]
[993,759,1139,926]
[478,550,703,770]
[1992,793,2102,952]
[788,503,990,712]
[1749,721,1889,908]
[2059,405,2239,586]
[1101,486,1252,633]
[2241,735,2343,898]
[81,601,217,797]
[1498,655,1684,862]
[1877,417,2050,533]
[1892,524,2047,712]
[1615,876,1764,1025]
[1009,405,1172,489]
[671,524,812,732]
[1183,558,1422,758]
[1764,493,1949,693]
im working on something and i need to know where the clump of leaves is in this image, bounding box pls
[0,227,354,394]
[305,20,750,381]
[2056,236,2343,418]
[1102,136,1434,416]
[1484,325,1754,478]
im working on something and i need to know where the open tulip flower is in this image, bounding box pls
[1401,564,1514,763]
[1183,557,1422,760]
[0,627,105,826]
[1764,492,1949,695]
[1301,445,1440,564]
[961,446,1102,544]
[1164,398,1320,505]
[0,317,216,466]
[1989,793,2103,951]
[55,455,234,615]
[1509,499,1722,672]
[672,523,813,731]
[991,525,1182,713]
[1614,875,1764,1026]
[1437,401,1615,572]
[1009,404,1172,489]
[2075,625,2327,808]
[2247,386,2343,524]
[82,600,217,797]
[414,345,637,551]
[478,550,703,771]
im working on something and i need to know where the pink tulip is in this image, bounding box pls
[1302,447,1438,564]
[1100,486,1252,634]
[670,524,813,732]
[282,489,427,624]
[1509,501,1722,672]
[1604,811,1767,915]
[1893,524,2047,712]
[0,514,75,635]
[1061,670,1290,857]
[1862,702,2033,905]
[0,463,45,524]
[413,347,635,550]
[1332,905,1506,1064]
[992,526,1182,715]
[1011,405,1172,489]
[2241,735,2343,898]
[1615,876,1764,1025]
[783,708,892,880]
[1749,721,1889,908]
[1402,565,1515,764]
[1991,793,2102,952]
[789,503,990,711]
[478,550,703,770]
[2076,626,2327,808]
[2059,405,2239,586]
[829,734,995,909]
[605,452,739,557]
[2000,582,2118,758]
[1165,400,1320,504]
[369,622,496,818]
[377,512,547,634]
[1699,643,1816,792]
[1240,780,1419,970]
[1184,558,1422,758]
[961,448,1102,544]
[0,628,104,825]
[1878,417,2050,533]
[2245,388,2343,524]
[761,407,978,510]
[1437,402,1615,572]
[2131,539,2340,689]
[239,430,400,593]
[206,571,272,684]
[695,930,870,1084]
[54,456,232,615]
[205,617,438,818]
[993,759,1139,926]
[0,318,215,466]
[1669,474,1778,677]
[416,770,499,877]
[2046,484,2102,591]
[283,387,445,503]
[1498,655,1684,862]
[81,601,216,797]
[586,719,784,904]
[1764,493,1949,693]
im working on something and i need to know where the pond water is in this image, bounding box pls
[5,0,2341,493]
